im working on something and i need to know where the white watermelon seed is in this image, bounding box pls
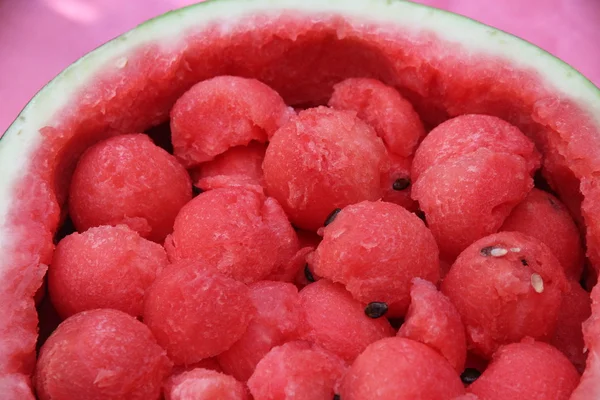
[531,273,544,293]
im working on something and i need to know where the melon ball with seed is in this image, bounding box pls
[143,260,255,365]
[398,278,467,373]
[298,280,394,362]
[468,339,580,400]
[309,201,440,317]
[217,281,304,381]
[69,133,192,242]
[164,368,249,400]
[500,188,584,280]
[48,224,168,319]
[165,187,298,284]
[382,154,418,211]
[170,75,293,167]
[551,279,591,372]
[247,341,347,400]
[35,309,172,400]
[263,106,389,231]
[412,148,534,260]
[411,114,540,182]
[339,337,465,400]
[441,232,569,358]
[268,246,314,283]
[328,77,426,158]
[192,141,267,194]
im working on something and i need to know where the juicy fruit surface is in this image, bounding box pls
[263,107,389,231]
[468,339,580,400]
[441,231,569,358]
[164,368,249,400]
[500,188,585,280]
[310,200,440,316]
[298,280,394,362]
[49,224,168,319]
[339,337,465,400]
[2,1,600,396]
[143,261,256,365]
[3,2,600,397]
[164,187,298,283]
[328,77,426,158]
[217,281,304,381]
[35,309,172,400]
[247,341,347,400]
[170,75,293,167]
[413,148,534,260]
[411,114,540,182]
[68,133,192,243]
[398,278,467,373]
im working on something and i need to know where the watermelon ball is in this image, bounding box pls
[263,106,389,231]
[48,224,168,319]
[398,278,467,373]
[35,309,172,400]
[500,188,585,280]
[339,337,465,400]
[143,260,256,365]
[170,75,293,167]
[192,141,267,194]
[217,281,304,381]
[411,114,540,182]
[309,201,440,316]
[69,133,192,243]
[247,341,347,400]
[164,368,249,400]
[551,279,591,372]
[381,153,418,211]
[412,148,534,260]
[298,279,394,362]
[468,339,580,400]
[165,187,298,284]
[328,77,426,158]
[441,231,569,358]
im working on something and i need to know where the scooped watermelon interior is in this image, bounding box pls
[1,0,600,397]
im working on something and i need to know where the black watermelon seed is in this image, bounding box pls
[460,368,481,385]
[480,246,494,257]
[192,186,204,197]
[365,302,388,318]
[392,177,411,191]
[304,264,315,283]
[324,208,342,226]
[520,258,528,266]
[333,395,341,400]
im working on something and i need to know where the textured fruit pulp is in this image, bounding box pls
[3,11,600,398]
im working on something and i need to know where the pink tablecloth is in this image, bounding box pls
[1,0,599,133]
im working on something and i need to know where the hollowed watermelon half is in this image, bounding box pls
[1,0,600,398]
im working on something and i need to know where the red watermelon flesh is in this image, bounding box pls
[192,141,267,194]
[170,75,293,167]
[339,337,465,400]
[500,188,585,280]
[247,340,347,400]
[468,338,580,400]
[0,0,600,397]
[381,153,418,212]
[551,279,591,372]
[217,281,304,381]
[570,283,600,399]
[164,368,249,400]
[398,278,467,373]
[328,77,426,158]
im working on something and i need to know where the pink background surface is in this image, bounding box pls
[1,0,599,134]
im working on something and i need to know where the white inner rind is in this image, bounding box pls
[0,0,599,288]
